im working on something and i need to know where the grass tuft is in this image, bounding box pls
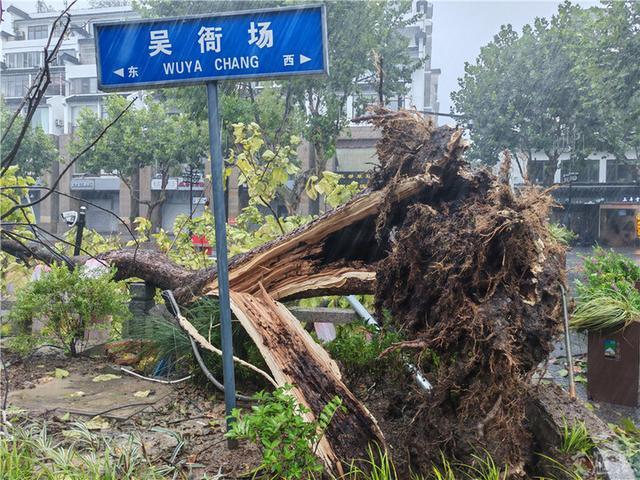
[559,419,595,455]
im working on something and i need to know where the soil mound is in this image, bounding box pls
[366,109,566,475]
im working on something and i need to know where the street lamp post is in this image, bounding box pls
[562,172,579,231]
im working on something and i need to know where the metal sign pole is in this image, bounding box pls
[206,81,237,448]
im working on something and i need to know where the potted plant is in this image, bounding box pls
[571,247,640,406]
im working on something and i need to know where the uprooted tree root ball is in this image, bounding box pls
[363,108,566,476]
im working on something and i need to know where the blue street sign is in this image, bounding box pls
[94,4,328,91]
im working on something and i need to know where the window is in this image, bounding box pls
[27,25,49,40]
[4,51,44,69]
[561,159,599,183]
[52,49,77,66]
[46,72,65,96]
[51,22,69,39]
[70,77,97,95]
[79,43,96,64]
[1,74,30,97]
[607,160,636,183]
[528,161,546,184]
[31,107,49,132]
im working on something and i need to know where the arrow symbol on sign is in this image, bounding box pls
[299,54,311,65]
[114,68,125,78]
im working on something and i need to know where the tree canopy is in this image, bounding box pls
[1,102,59,178]
[136,0,422,211]
[69,95,207,223]
[452,1,639,185]
[573,1,640,169]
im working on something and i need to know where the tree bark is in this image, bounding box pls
[229,288,385,475]
[543,150,560,186]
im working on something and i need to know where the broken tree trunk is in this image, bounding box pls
[229,287,384,474]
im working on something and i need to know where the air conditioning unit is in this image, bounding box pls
[55,119,64,128]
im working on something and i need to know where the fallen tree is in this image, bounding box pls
[2,109,565,475]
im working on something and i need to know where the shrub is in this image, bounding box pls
[130,296,267,382]
[571,247,640,331]
[9,263,131,355]
[324,322,403,379]
[226,385,343,479]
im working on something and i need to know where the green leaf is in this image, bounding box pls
[54,368,70,379]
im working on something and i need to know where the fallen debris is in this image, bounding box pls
[2,109,566,475]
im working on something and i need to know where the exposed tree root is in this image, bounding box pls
[365,108,565,476]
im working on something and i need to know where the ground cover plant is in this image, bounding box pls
[571,247,640,331]
[8,263,131,356]
[324,322,403,379]
[0,420,172,479]
[559,420,595,456]
[226,385,344,480]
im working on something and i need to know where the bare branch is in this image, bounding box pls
[1,1,77,174]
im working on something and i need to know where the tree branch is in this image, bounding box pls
[1,1,76,174]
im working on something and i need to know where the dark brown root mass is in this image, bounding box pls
[363,109,566,476]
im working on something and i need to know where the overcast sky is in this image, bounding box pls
[431,0,599,124]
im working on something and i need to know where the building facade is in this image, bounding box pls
[506,151,640,246]
[3,1,439,234]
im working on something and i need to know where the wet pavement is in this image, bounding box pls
[8,369,172,420]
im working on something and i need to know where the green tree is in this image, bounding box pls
[451,3,596,185]
[572,1,640,180]
[1,101,59,177]
[9,263,131,356]
[136,0,420,213]
[70,96,207,228]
